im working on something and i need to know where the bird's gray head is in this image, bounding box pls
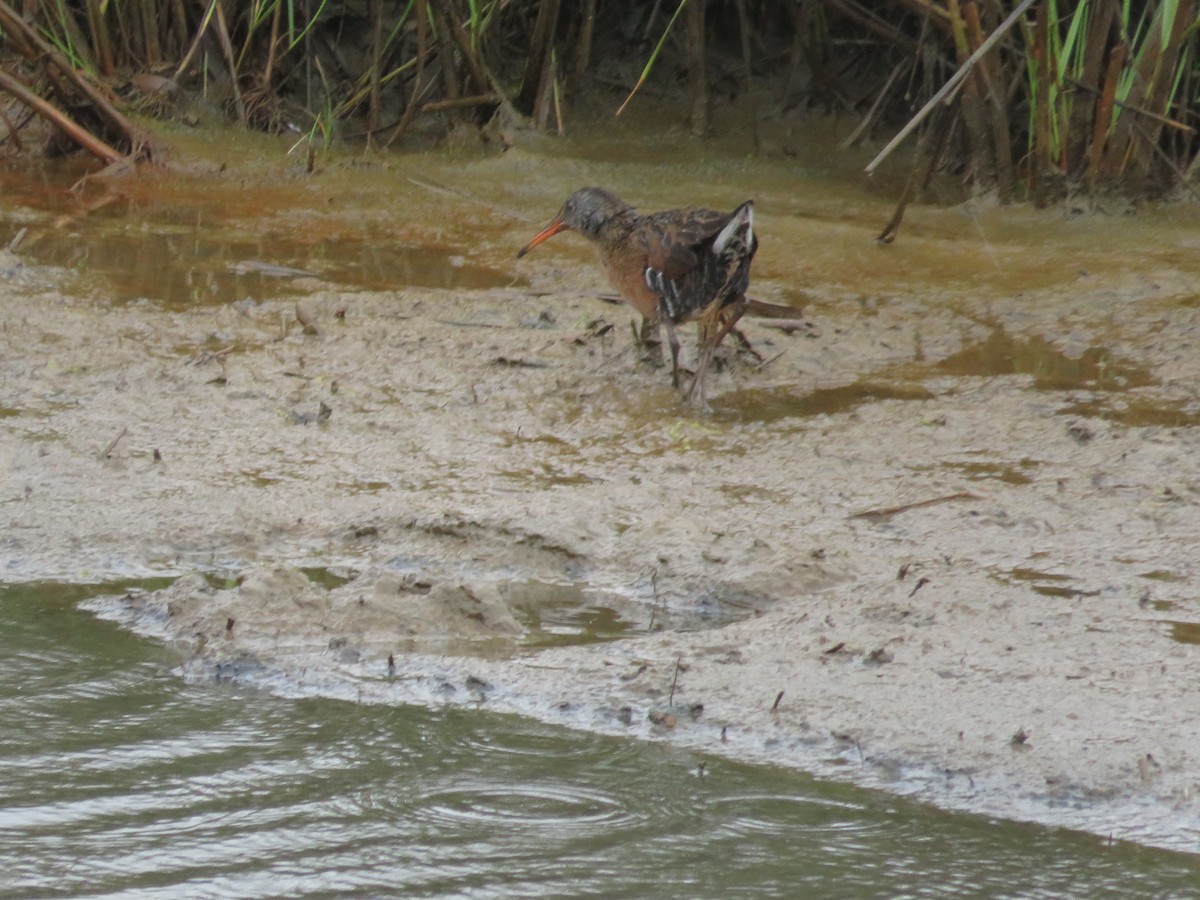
[557,187,631,238]
[517,187,633,258]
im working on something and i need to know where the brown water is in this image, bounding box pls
[0,160,516,307]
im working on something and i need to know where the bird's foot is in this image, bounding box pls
[631,319,664,367]
[670,364,696,390]
[638,338,665,368]
[732,327,765,363]
[683,374,712,412]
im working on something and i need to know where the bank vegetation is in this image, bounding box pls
[0,1,1196,202]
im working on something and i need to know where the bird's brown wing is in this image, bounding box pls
[642,208,729,280]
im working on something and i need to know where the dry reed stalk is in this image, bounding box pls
[168,0,189,56]
[1087,40,1127,190]
[1031,0,1051,204]
[138,0,162,67]
[733,0,758,152]
[369,0,384,134]
[865,0,1037,177]
[427,0,463,125]
[0,66,123,162]
[1065,0,1118,178]
[263,0,282,86]
[517,0,560,115]
[570,0,596,91]
[0,1,150,153]
[947,0,993,185]
[83,0,114,76]
[685,0,707,137]
[1101,3,1184,179]
[387,0,429,147]
[962,1,1014,200]
[817,0,919,52]
[210,0,246,124]
[1124,0,1196,185]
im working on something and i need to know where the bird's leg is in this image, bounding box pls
[685,303,722,406]
[633,316,663,366]
[637,316,658,346]
[687,298,747,406]
[665,319,684,388]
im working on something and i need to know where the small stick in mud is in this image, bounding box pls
[98,426,128,460]
[755,350,786,372]
[593,342,635,372]
[647,567,666,631]
[907,576,931,598]
[850,491,984,523]
[771,690,784,712]
[668,656,682,705]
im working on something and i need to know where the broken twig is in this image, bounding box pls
[98,426,128,460]
[851,491,984,523]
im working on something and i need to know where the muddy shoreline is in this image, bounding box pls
[3,143,1200,852]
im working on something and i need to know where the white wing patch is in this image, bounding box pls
[712,201,753,255]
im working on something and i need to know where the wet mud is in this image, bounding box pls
[3,122,1200,851]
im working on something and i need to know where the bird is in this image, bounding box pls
[517,186,758,406]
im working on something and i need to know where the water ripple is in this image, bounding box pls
[4,583,1200,898]
[413,777,635,831]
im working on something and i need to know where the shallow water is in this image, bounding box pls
[0,159,514,307]
[3,583,1200,898]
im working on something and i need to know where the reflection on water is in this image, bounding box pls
[993,566,1097,599]
[17,224,514,307]
[935,328,1154,391]
[0,160,517,307]
[715,381,935,423]
[3,583,1199,898]
[716,328,1168,426]
[1166,620,1200,645]
[1059,397,1200,428]
[914,457,1040,485]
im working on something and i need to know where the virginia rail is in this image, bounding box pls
[517,187,758,405]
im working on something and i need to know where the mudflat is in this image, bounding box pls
[3,129,1199,851]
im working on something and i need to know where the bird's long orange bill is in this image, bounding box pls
[516,218,568,258]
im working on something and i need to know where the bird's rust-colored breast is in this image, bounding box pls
[598,229,661,321]
[596,207,732,323]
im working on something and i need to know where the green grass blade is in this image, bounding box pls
[616,0,689,116]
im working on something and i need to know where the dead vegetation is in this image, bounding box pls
[0,1,1197,201]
